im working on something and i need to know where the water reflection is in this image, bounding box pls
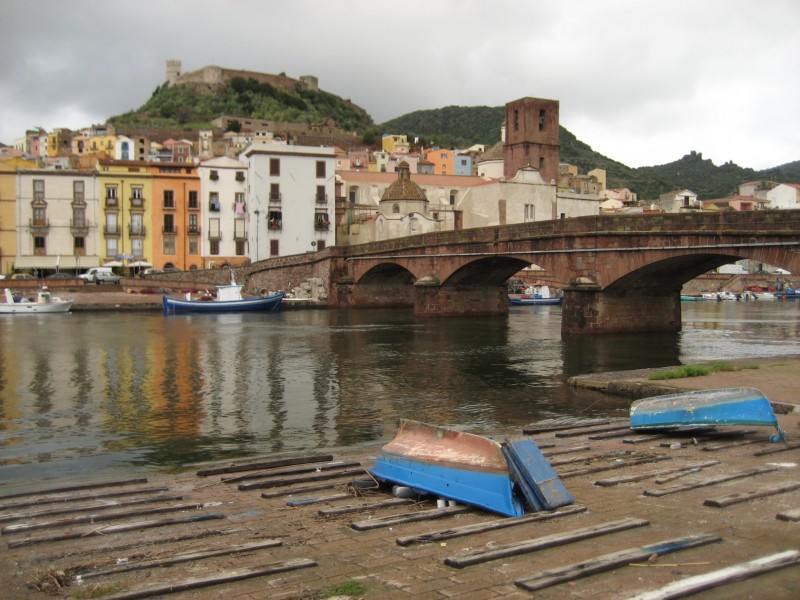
[0,301,799,484]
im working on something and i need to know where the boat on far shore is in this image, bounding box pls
[1,287,73,314]
[509,284,563,306]
[162,273,284,315]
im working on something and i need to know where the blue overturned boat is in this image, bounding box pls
[629,387,785,442]
[370,420,525,517]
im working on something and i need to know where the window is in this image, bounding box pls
[210,170,219,180]
[163,214,175,234]
[73,180,84,197]
[163,235,175,255]
[72,206,86,227]
[33,179,45,198]
[189,237,198,255]
[449,190,457,205]
[234,218,246,239]
[539,109,545,131]
[131,186,143,206]
[393,204,400,214]
[235,171,245,182]
[188,214,199,233]
[188,190,198,209]
[106,238,118,258]
[74,237,85,252]
[270,239,279,257]
[163,190,175,209]
[234,192,246,214]
[235,240,245,256]
[514,109,519,131]
[34,236,46,249]
[316,161,326,178]
[209,218,220,240]
[268,211,282,229]
[106,186,117,200]
[539,157,544,171]
[316,185,326,203]
[270,158,280,176]
[317,240,326,251]
[209,192,220,211]
[132,238,143,257]
[524,204,535,221]
[270,183,280,202]
[33,206,47,226]
[105,213,118,234]
[210,240,220,255]
[130,213,144,235]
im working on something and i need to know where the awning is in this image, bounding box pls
[14,256,101,269]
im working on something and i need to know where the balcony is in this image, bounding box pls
[128,224,146,237]
[208,230,221,241]
[163,225,178,235]
[315,193,328,204]
[105,197,118,207]
[130,196,145,208]
[104,225,120,236]
[233,229,248,241]
[268,193,282,205]
[187,224,201,235]
[268,219,282,231]
[314,219,330,231]
[29,218,49,234]
[70,219,90,235]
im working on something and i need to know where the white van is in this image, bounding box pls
[79,267,121,285]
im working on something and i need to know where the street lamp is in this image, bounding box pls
[253,209,260,261]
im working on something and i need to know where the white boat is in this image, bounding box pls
[509,285,563,306]
[701,291,741,301]
[162,272,283,315]
[1,287,73,314]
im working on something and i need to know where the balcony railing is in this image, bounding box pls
[105,197,118,207]
[104,225,120,235]
[268,219,282,230]
[130,196,145,208]
[268,193,282,205]
[70,219,90,234]
[315,193,328,204]
[314,220,330,231]
[163,225,178,235]
[29,218,49,233]
[208,229,221,241]
[129,224,146,237]
[188,225,201,235]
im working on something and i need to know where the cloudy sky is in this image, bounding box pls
[2,0,798,170]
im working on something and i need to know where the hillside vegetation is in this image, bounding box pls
[110,80,799,201]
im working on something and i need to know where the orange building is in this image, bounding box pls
[424,148,455,176]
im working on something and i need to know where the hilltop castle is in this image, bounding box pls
[165,59,319,93]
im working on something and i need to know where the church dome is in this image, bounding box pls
[381,161,427,202]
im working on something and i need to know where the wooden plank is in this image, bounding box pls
[776,508,800,522]
[443,517,649,569]
[238,467,366,491]
[395,505,587,546]
[560,455,671,479]
[702,439,762,452]
[522,418,610,434]
[195,454,333,476]
[623,434,670,445]
[594,461,719,487]
[318,497,413,516]
[644,466,778,498]
[0,486,170,512]
[6,512,225,549]
[0,478,148,501]
[753,442,800,457]
[77,539,283,579]
[100,558,317,600]
[555,423,632,438]
[542,445,590,457]
[515,533,721,592]
[260,481,345,500]
[351,505,472,531]
[703,481,800,508]
[2,502,213,535]
[286,493,353,507]
[221,460,361,483]
[626,550,800,600]
[0,494,184,523]
[589,429,636,440]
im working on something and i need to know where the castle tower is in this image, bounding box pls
[503,97,560,184]
[166,60,182,86]
[299,75,319,91]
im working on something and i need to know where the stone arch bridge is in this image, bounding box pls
[247,211,800,335]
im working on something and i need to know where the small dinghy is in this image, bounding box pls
[370,420,525,517]
[629,387,785,442]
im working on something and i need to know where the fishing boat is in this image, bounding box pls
[0,287,73,314]
[370,419,525,517]
[162,273,284,314]
[509,284,563,306]
[629,387,785,442]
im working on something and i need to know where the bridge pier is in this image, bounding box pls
[414,280,509,317]
[329,280,414,309]
[561,286,682,336]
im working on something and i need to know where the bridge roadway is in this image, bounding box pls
[247,210,800,335]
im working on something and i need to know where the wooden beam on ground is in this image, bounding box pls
[196,454,333,477]
[318,497,413,516]
[753,442,800,457]
[776,508,800,522]
[589,429,635,440]
[6,512,224,549]
[703,481,800,508]
[644,466,778,498]
[542,445,590,457]
[77,538,283,579]
[515,532,721,592]
[0,494,184,524]
[594,461,719,487]
[443,517,649,569]
[625,550,800,600]
[0,478,148,502]
[221,460,361,483]
[623,435,670,445]
[395,505,587,546]
[702,439,762,452]
[238,467,366,491]
[555,424,632,438]
[260,481,347,500]
[286,493,353,507]
[0,486,170,512]
[351,505,472,531]
[560,455,670,479]
[1,502,213,535]
[100,558,317,600]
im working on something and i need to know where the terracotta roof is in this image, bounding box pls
[381,162,427,202]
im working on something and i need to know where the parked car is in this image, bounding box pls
[10,273,36,280]
[141,268,164,277]
[78,267,121,285]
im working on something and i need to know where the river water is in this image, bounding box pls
[2,300,799,487]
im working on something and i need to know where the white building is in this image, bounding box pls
[655,189,700,212]
[14,169,102,272]
[197,156,249,268]
[241,141,335,258]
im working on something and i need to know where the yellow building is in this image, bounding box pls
[0,158,36,274]
[381,134,410,154]
[46,128,74,157]
[96,161,154,265]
